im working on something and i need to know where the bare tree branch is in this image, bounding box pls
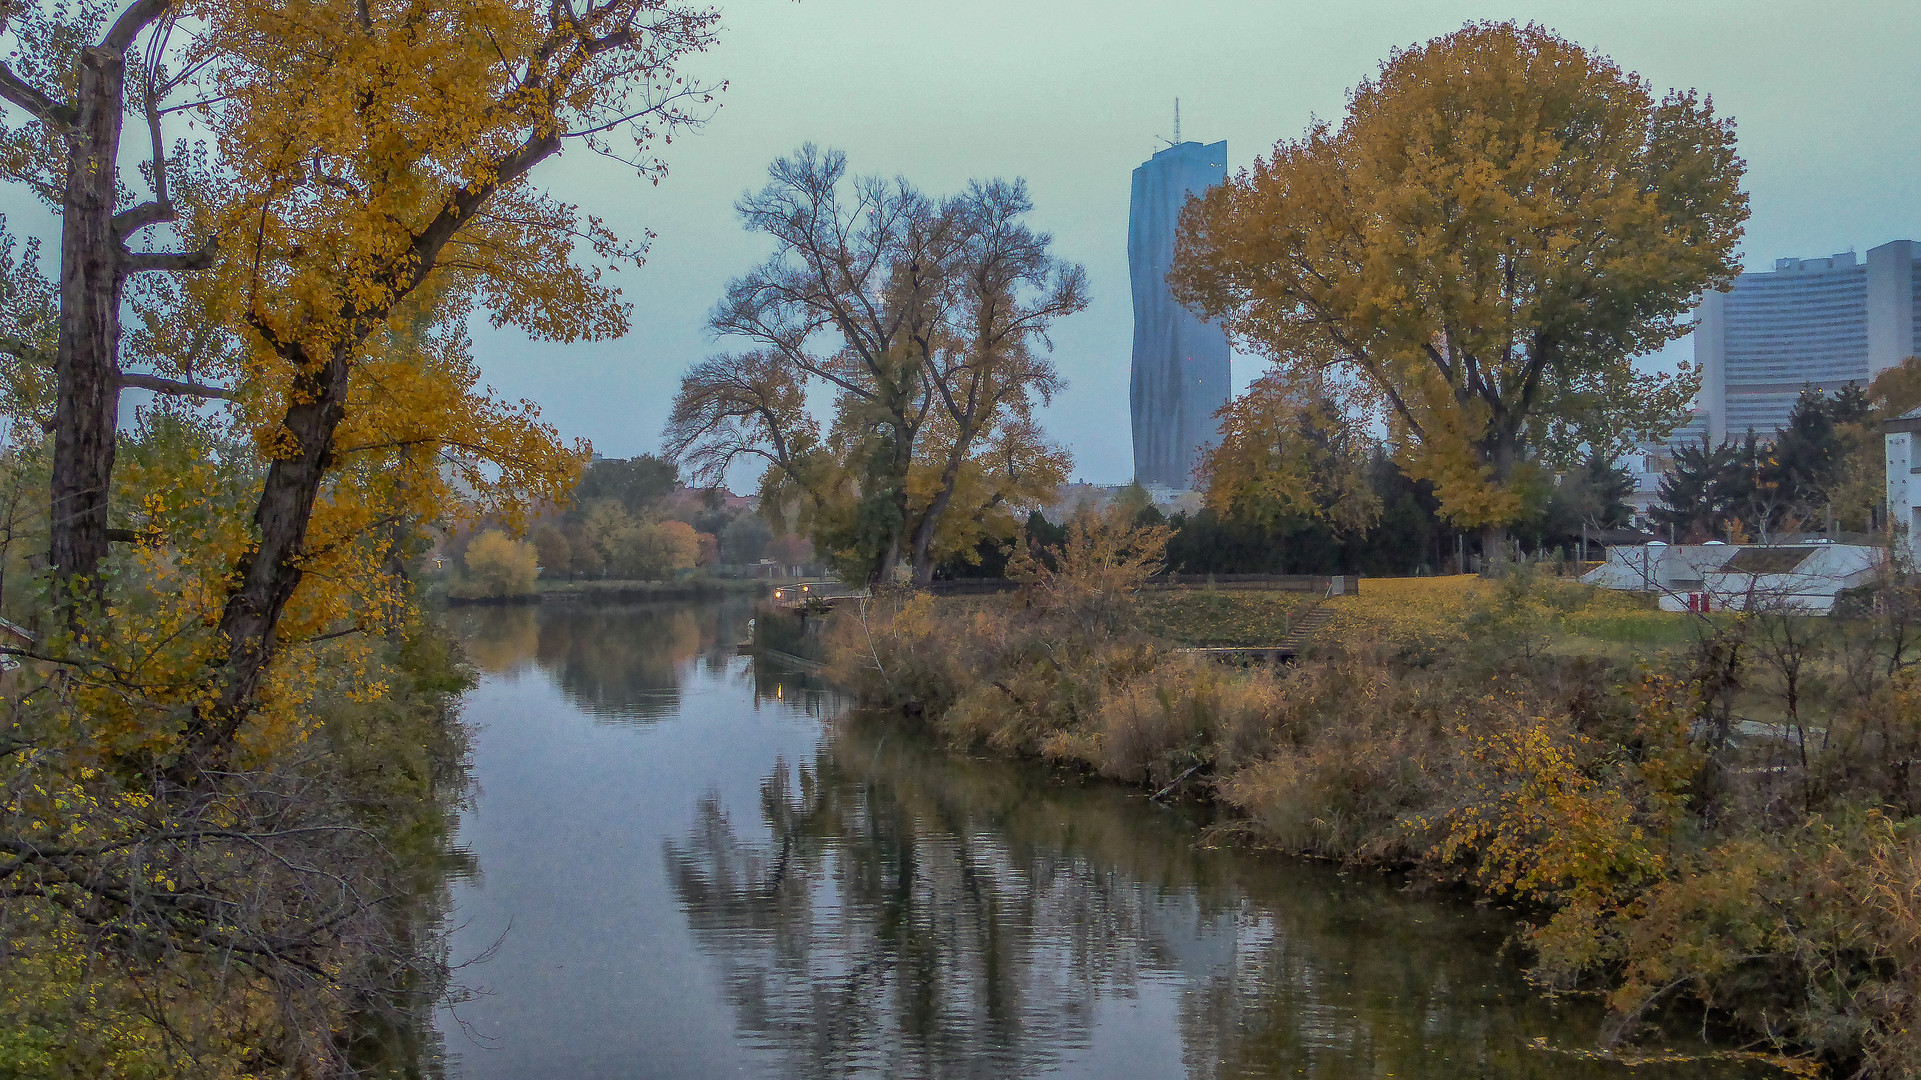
[113,200,176,238]
[0,64,77,130]
[115,372,236,400]
[123,243,217,274]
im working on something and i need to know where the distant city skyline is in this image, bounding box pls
[5,0,1917,485]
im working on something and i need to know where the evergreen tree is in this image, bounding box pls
[1773,388,1839,510]
[1582,452,1638,529]
[1653,436,1737,540]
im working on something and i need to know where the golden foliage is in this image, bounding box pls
[1008,505,1172,636]
[1317,574,1490,656]
[1199,369,1380,534]
[463,529,539,597]
[1170,21,1744,528]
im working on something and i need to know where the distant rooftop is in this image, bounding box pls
[1886,404,1921,434]
[1769,251,1859,273]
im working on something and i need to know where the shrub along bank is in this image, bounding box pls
[0,620,473,1077]
[822,511,1921,1077]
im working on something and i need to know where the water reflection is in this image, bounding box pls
[444,602,1741,1079]
[449,601,748,723]
[667,715,1743,1080]
[752,661,842,721]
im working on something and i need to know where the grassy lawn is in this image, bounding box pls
[1557,603,1705,655]
[1318,575,1490,652]
[1316,574,1707,659]
[928,574,1711,657]
[1133,588,1320,646]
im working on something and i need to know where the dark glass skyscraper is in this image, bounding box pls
[1129,139,1231,490]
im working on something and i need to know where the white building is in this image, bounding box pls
[1889,406,1921,558]
[1582,542,1881,615]
[1696,240,1920,444]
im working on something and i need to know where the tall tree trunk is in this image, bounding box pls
[872,424,915,587]
[875,477,908,586]
[1480,523,1508,573]
[180,347,351,764]
[909,461,966,586]
[49,46,130,596]
[1476,427,1521,575]
[908,504,942,585]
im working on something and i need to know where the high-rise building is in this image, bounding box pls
[1129,138,1231,490]
[1695,239,1921,443]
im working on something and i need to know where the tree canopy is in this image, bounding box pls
[666,146,1085,584]
[1197,370,1380,536]
[1170,21,1745,543]
[575,454,680,515]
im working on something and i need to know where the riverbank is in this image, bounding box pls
[440,575,774,605]
[819,540,1921,1077]
[1,618,473,1076]
[443,596,1751,1078]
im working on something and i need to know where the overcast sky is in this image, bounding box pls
[477,0,1920,486]
[13,1,1920,485]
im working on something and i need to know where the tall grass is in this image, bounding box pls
[827,542,1921,1078]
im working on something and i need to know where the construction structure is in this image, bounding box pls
[1129,108,1230,491]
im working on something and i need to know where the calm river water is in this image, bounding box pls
[435,600,1746,1080]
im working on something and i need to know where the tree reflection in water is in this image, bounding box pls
[451,600,751,723]
[667,710,1745,1080]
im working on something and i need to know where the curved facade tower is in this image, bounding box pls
[1129,139,1231,490]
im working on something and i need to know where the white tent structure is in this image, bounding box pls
[1581,542,1881,615]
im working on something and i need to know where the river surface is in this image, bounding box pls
[435,600,1746,1080]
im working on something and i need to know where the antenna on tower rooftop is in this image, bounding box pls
[1173,98,1181,144]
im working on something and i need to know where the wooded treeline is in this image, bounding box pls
[443,452,816,598]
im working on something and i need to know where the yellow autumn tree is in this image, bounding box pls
[464,528,539,597]
[160,0,719,763]
[909,411,1070,572]
[1199,370,1380,535]
[1170,21,1745,551]
[0,0,722,1070]
[1815,354,1921,531]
